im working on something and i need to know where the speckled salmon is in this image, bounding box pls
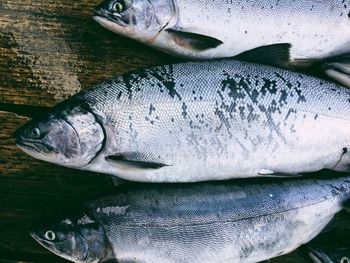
[93,0,350,87]
[30,176,350,263]
[15,60,350,182]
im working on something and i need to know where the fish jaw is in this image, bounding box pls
[29,231,89,263]
[93,15,138,40]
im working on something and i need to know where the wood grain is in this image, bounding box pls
[0,0,346,262]
[0,0,178,107]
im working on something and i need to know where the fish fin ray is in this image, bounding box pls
[258,168,301,177]
[234,43,292,67]
[290,53,350,88]
[106,153,168,170]
[324,61,350,88]
[166,29,223,51]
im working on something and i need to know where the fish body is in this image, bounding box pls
[15,60,350,182]
[93,0,350,60]
[30,176,350,263]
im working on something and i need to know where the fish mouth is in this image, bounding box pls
[29,231,85,262]
[308,248,333,263]
[29,231,55,254]
[16,139,53,155]
[93,9,128,27]
[16,139,58,164]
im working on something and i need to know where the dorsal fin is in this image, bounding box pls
[235,43,292,68]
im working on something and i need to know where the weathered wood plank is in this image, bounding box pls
[0,0,177,107]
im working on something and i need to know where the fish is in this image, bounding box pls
[30,175,350,263]
[14,60,350,182]
[93,0,350,87]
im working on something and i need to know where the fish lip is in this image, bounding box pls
[93,10,127,27]
[29,231,51,251]
[16,138,53,154]
[16,139,39,152]
[29,231,89,262]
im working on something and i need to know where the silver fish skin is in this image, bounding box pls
[30,176,350,263]
[15,60,350,182]
[93,0,350,60]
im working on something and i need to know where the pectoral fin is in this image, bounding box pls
[166,29,223,51]
[235,43,292,68]
[258,168,301,177]
[106,153,169,171]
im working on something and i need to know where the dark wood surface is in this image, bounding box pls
[0,0,346,262]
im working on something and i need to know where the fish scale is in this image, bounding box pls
[171,0,350,59]
[15,60,350,181]
[80,177,350,263]
[77,60,350,181]
[30,177,350,263]
[94,0,350,87]
[94,0,350,59]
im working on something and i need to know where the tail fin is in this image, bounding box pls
[234,44,350,88]
[290,53,350,88]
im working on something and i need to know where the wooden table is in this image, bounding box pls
[0,0,346,262]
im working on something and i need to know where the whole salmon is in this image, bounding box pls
[30,176,350,263]
[15,60,350,182]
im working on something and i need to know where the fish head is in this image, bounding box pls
[309,247,350,263]
[15,104,104,168]
[93,0,175,42]
[30,213,112,262]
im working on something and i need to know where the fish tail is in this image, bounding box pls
[290,53,350,88]
[323,54,350,88]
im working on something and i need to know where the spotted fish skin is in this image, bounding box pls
[94,0,350,60]
[83,176,350,263]
[15,60,350,182]
[167,0,350,59]
[76,60,350,182]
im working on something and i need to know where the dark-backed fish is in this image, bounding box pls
[30,176,350,262]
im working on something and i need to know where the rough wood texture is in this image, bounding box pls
[0,0,347,262]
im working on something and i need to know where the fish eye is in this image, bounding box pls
[112,1,124,13]
[44,230,56,241]
[341,257,350,263]
[31,127,41,138]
